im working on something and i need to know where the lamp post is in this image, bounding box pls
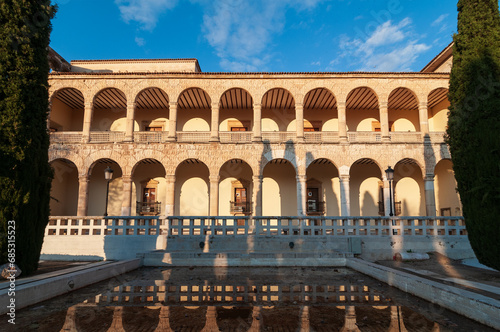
[385,166,394,217]
[104,166,114,217]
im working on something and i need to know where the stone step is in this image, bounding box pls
[140,251,352,267]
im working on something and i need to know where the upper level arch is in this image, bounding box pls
[49,88,85,131]
[177,88,211,132]
[428,88,450,132]
[261,88,295,132]
[219,88,254,132]
[134,87,170,132]
[303,88,338,132]
[92,88,127,132]
[346,87,379,132]
[388,87,420,132]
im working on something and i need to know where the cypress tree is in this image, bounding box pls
[0,1,56,275]
[447,0,500,270]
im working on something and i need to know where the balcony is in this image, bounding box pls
[176,131,210,143]
[378,201,402,216]
[136,201,161,216]
[262,132,296,143]
[90,131,125,143]
[304,132,339,143]
[348,132,381,143]
[50,132,83,144]
[220,131,253,143]
[135,131,167,143]
[389,132,422,143]
[230,201,252,215]
[306,201,325,215]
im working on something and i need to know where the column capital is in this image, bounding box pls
[296,174,307,182]
[419,101,428,108]
[339,174,350,181]
[424,174,435,181]
[127,101,137,108]
[121,175,132,182]
[165,174,176,182]
[78,174,89,181]
[295,102,304,109]
[169,101,178,107]
[209,175,220,183]
[252,175,263,182]
[337,100,346,108]
[379,101,388,108]
[84,101,93,108]
[211,101,220,109]
[253,102,262,109]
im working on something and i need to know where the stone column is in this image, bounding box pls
[77,175,89,216]
[424,175,437,216]
[337,101,347,142]
[340,306,361,332]
[165,175,176,216]
[167,101,177,141]
[59,306,77,332]
[419,101,429,135]
[253,103,262,142]
[297,174,307,216]
[201,306,219,332]
[299,306,312,332]
[248,306,263,332]
[125,101,136,142]
[154,306,172,332]
[339,172,351,217]
[121,175,133,216]
[252,175,263,216]
[82,101,93,143]
[210,102,220,142]
[380,100,390,142]
[296,102,304,142]
[388,306,408,332]
[108,307,124,332]
[209,175,220,216]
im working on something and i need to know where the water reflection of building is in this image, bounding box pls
[58,304,439,331]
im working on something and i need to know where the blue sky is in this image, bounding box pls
[50,0,459,72]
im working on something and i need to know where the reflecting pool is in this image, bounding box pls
[3,267,495,331]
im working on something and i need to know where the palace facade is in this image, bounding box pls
[47,44,460,219]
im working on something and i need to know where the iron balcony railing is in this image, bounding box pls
[230,201,252,214]
[306,201,325,215]
[378,201,402,216]
[136,201,161,215]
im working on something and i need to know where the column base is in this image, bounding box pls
[165,136,176,142]
[209,137,220,142]
[252,136,262,143]
[382,136,391,142]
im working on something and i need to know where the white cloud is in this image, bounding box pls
[311,61,321,66]
[432,14,448,27]
[201,0,326,71]
[115,0,178,31]
[135,37,146,46]
[338,18,430,72]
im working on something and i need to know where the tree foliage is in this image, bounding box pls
[0,0,56,275]
[447,0,500,270]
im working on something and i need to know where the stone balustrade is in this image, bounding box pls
[45,216,467,238]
